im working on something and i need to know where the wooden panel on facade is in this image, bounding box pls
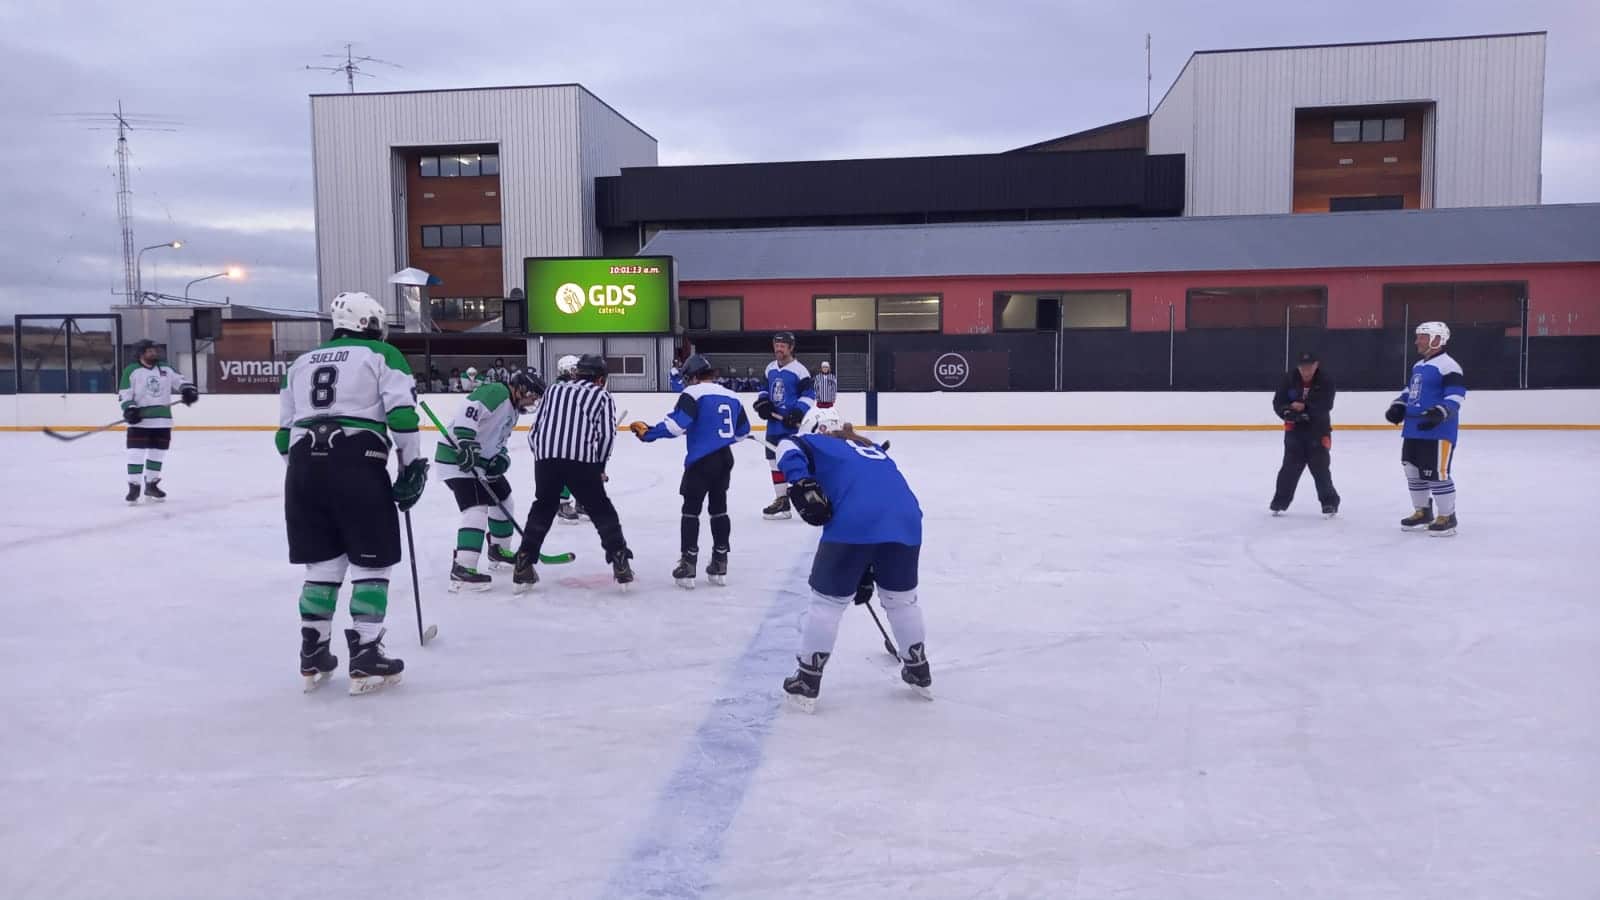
[1292,107,1425,213]
[403,150,504,301]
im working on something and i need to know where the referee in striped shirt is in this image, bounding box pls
[513,354,633,587]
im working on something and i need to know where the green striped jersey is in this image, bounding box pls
[433,381,522,470]
[275,336,420,463]
[118,362,193,428]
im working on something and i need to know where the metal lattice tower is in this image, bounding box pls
[64,103,180,299]
[306,43,401,93]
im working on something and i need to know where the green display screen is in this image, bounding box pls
[523,256,674,334]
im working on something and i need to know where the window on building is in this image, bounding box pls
[483,225,502,247]
[462,224,483,248]
[816,295,941,332]
[418,223,499,249]
[440,225,462,248]
[1333,117,1408,144]
[481,154,499,176]
[996,291,1129,330]
[429,297,505,322]
[682,297,743,332]
[438,155,460,177]
[421,225,441,248]
[1382,282,1523,328]
[458,155,480,177]
[419,152,500,178]
[604,355,646,376]
[1187,286,1327,328]
[420,156,439,177]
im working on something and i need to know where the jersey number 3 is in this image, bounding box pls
[310,366,339,409]
[717,404,736,438]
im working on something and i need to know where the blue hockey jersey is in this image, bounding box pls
[761,360,815,440]
[777,434,922,545]
[640,382,752,465]
[1397,351,1467,441]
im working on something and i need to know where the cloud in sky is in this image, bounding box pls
[1,0,1594,317]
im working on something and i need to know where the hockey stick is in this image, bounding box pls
[42,419,126,442]
[403,509,438,645]
[418,401,575,564]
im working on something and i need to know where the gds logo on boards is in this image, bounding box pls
[934,352,969,389]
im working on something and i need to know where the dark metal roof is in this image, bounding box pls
[641,204,1600,282]
[597,150,1183,227]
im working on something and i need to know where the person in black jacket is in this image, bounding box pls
[1270,351,1340,516]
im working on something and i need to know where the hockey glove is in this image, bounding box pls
[456,439,482,473]
[482,451,510,478]
[1418,405,1449,430]
[753,396,775,420]
[392,458,429,511]
[781,407,806,429]
[628,420,650,440]
[122,406,142,425]
[788,477,832,527]
[1384,402,1406,425]
[180,385,199,406]
[853,566,875,605]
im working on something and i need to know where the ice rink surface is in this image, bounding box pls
[1,426,1597,899]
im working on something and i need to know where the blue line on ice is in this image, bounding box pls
[601,562,809,900]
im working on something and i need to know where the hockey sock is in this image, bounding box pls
[769,466,787,497]
[799,590,851,660]
[1431,479,1456,516]
[126,448,145,484]
[144,448,166,481]
[348,566,390,642]
[708,491,730,547]
[487,509,515,555]
[680,514,700,556]
[455,506,489,569]
[877,587,927,656]
[298,582,339,624]
[1403,463,1430,509]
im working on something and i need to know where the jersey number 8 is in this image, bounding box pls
[310,366,339,409]
[851,442,887,461]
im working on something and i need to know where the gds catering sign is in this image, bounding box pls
[523,256,674,335]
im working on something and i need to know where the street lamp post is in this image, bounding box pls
[184,267,243,300]
[135,240,183,302]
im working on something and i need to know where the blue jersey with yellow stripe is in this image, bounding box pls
[1397,351,1467,442]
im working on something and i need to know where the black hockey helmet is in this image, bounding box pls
[772,331,796,348]
[509,369,545,400]
[131,338,157,360]
[681,354,717,380]
[572,353,608,380]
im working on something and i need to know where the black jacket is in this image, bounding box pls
[1272,368,1335,436]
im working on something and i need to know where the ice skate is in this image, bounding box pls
[143,479,166,501]
[124,483,141,504]
[511,551,539,594]
[1427,513,1458,537]
[558,498,580,525]
[1400,504,1434,531]
[485,545,517,570]
[300,626,338,693]
[900,642,933,700]
[672,552,697,590]
[1321,503,1339,519]
[449,562,492,593]
[705,548,729,586]
[762,496,792,520]
[783,652,829,714]
[609,548,635,590]
[345,628,403,695]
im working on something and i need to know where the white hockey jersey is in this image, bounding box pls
[275,337,421,463]
[433,381,523,475]
[118,361,194,429]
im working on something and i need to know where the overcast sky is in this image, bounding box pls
[1,0,1594,317]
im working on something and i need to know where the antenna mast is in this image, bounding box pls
[1146,34,1153,116]
[305,42,402,93]
[64,103,179,299]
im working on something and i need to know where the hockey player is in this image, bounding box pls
[436,370,545,591]
[775,407,929,711]
[117,339,198,503]
[276,291,429,694]
[628,354,752,588]
[1385,321,1467,536]
[752,331,815,518]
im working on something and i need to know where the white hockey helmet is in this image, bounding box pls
[557,354,581,376]
[799,405,843,435]
[464,366,478,380]
[329,291,387,338]
[1416,320,1451,350]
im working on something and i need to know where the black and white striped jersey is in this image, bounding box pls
[528,379,615,464]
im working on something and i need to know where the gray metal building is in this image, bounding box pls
[1148,32,1546,215]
